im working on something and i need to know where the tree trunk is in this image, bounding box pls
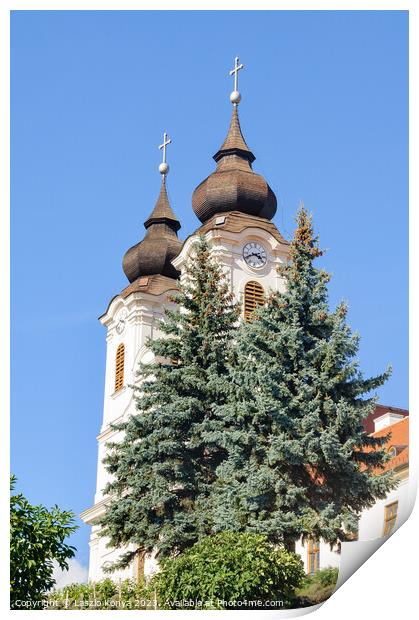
[284,539,296,553]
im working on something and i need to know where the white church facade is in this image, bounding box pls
[80,58,409,583]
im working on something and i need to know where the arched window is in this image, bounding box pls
[114,343,125,392]
[244,281,265,321]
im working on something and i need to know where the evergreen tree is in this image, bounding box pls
[100,236,239,568]
[212,205,396,549]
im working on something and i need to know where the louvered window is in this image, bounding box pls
[307,539,320,574]
[114,343,125,392]
[244,280,265,321]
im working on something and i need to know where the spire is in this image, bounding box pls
[144,177,180,231]
[144,131,180,230]
[192,56,277,224]
[122,133,182,283]
[213,105,255,164]
[213,56,255,164]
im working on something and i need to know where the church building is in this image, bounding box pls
[81,57,291,582]
[80,58,409,583]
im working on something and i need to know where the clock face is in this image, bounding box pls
[116,308,127,334]
[243,242,267,268]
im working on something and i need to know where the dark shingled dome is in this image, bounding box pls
[122,179,182,283]
[192,106,277,224]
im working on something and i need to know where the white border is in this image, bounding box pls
[2,3,416,618]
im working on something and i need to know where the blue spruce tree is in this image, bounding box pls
[212,205,396,550]
[100,236,239,568]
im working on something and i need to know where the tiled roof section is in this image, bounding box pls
[193,210,289,247]
[214,106,255,163]
[101,274,178,319]
[192,168,277,224]
[120,274,179,298]
[144,178,180,231]
[370,416,409,473]
[122,227,182,283]
[362,404,409,435]
[192,105,277,224]
[122,178,182,283]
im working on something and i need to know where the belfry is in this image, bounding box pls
[81,57,290,581]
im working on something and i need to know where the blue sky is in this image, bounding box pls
[11,10,408,572]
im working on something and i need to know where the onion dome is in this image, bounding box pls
[122,175,182,283]
[192,105,277,224]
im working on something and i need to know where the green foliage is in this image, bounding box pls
[47,578,156,610]
[100,236,240,569]
[152,532,305,610]
[212,205,396,548]
[97,207,396,576]
[313,566,339,588]
[10,475,77,609]
[296,567,339,606]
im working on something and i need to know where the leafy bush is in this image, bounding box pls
[152,531,305,610]
[10,475,77,609]
[47,579,155,610]
[49,541,337,611]
[295,567,339,606]
[314,567,339,588]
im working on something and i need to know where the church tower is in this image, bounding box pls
[174,57,289,317]
[80,134,183,582]
[81,58,290,582]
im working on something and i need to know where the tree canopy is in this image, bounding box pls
[100,236,239,568]
[10,475,77,609]
[211,205,396,549]
[100,208,396,569]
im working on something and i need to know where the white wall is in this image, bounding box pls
[173,223,290,306]
[295,474,410,574]
[358,475,409,540]
[83,290,174,582]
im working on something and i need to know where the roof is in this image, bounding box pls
[188,210,289,248]
[119,273,179,298]
[362,404,409,435]
[122,177,182,283]
[192,106,277,223]
[100,274,179,319]
[213,105,255,163]
[370,416,409,473]
[144,177,180,231]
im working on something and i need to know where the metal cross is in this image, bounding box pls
[159,132,171,164]
[229,56,244,92]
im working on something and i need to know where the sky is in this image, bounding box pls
[11,10,408,575]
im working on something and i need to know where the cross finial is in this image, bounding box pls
[158,132,171,176]
[229,56,244,105]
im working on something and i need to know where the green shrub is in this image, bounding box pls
[47,579,155,610]
[314,567,339,588]
[10,476,77,608]
[152,532,305,610]
[295,567,339,606]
